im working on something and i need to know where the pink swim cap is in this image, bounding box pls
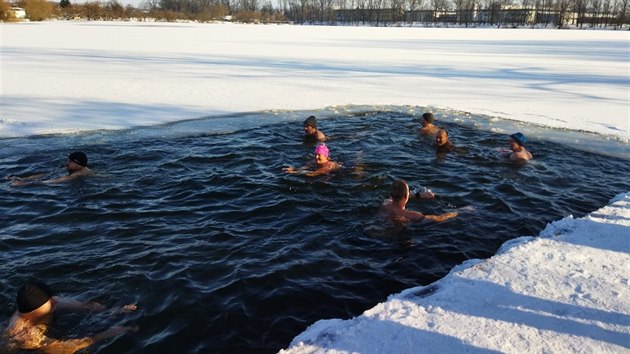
[314,144,329,157]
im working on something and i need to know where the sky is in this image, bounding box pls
[1,21,629,353]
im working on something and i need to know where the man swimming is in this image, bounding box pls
[435,129,455,153]
[283,143,341,177]
[7,151,93,186]
[303,115,326,143]
[378,179,458,223]
[507,132,533,161]
[419,112,439,136]
[3,281,137,354]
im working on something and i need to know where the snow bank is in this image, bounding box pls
[281,192,630,353]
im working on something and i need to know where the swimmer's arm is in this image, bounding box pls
[40,325,138,353]
[6,173,48,181]
[7,173,49,186]
[424,212,458,222]
[42,175,75,184]
[305,162,340,177]
[55,298,137,314]
[40,336,94,354]
[54,298,107,312]
[401,210,427,222]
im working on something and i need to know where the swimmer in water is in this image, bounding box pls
[435,129,456,154]
[378,179,458,223]
[7,152,93,186]
[507,132,533,161]
[283,143,341,177]
[418,112,439,136]
[303,115,326,143]
[3,281,138,354]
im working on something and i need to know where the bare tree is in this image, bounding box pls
[573,0,588,27]
[554,0,571,27]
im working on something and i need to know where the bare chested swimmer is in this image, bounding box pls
[3,281,137,354]
[7,152,93,186]
[507,132,533,161]
[303,115,326,143]
[419,112,439,136]
[378,179,458,223]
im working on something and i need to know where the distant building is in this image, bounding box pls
[10,7,26,20]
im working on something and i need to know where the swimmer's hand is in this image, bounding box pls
[456,205,476,213]
[121,304,138,312]
[106,303,138,315]
[415,191,435,199]
[283,167,298,174]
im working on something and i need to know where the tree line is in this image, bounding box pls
[2,0,628,28]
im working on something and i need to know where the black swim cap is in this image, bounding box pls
[17,281,54,314]
[68,152,88,167]
[304,115,317,128]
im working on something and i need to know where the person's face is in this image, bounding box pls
[25,298,54,320]
[421,118,429,127]
[435,131,448,146]
[304,125,316,135]
[314,153,329,165]
[66,159,82,173]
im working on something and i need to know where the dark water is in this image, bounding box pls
[1,110,629,354]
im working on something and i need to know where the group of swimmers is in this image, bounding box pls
[283,113,533,225]
[3,112,534,352]
[420,112,533,161]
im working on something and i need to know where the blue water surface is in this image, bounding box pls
[1,108,629,354]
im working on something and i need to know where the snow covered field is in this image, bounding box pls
[1,22,628,141]
[1,21,629,353]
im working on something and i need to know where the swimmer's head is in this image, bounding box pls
[390,179,409,202]
[17,281,54,314]
[314,144,329,158]
[435,129,449,146]
[68,151,88,167]
[303,115,317,129]
[510,132,526,146]
[422,112,435,124]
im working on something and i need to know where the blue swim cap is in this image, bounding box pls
[510,132,526,146]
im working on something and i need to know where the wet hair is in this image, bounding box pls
[422,112,435,123]
[68,151,88,167]
[303,115,317,129]
[390,179,409,202]
[17,281,54,314]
